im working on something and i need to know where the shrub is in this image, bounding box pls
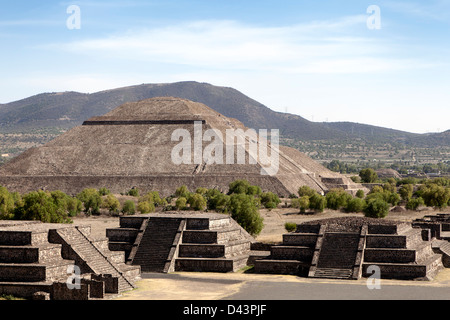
[420,184,450,209]
[356,190,365,199]
[127,188,140,197]
[359,168,378,183]
[206,190,230,213]
[229,194,264,236]
[405,197,425,211]
[326,188,352,210]
[364,199,390,219]
[298,186,317,198]
[187,193,207,211]
[291,196,310,213]
[98,188,111,196]
[399,184,414,201]
[175,197,187,210]
[260,192,281,209]
[0,186,16,220]
[346,198,367,213]
[16,191,72,223]
[122,200,136,215]
[284,222,297,233]
[77,188,102,215]
[308,193,326,213]
[137,201,155,214]
[175,185,191,198]
[102,194,120,214]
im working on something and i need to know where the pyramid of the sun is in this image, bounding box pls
[0,97,363,196]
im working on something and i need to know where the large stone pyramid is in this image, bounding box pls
[0,97,363,196]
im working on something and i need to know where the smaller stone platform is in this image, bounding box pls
[106,212,255,273]
[0,221,140,300]
[254,217,446,281]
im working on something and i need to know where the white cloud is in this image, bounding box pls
[56,17,420,75]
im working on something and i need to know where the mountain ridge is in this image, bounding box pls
[0,81,447,147]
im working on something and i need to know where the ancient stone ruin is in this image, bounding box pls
[0,97,364,197]
[106,212,255,273]
[254,216,449,281]
[1,213,450,300]
[0,220,140,300]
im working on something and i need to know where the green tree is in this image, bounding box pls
[127,188,140,197]
[122,200,136,215]
[364,198,390,219]
[187,193,207,211]
[175,197,187,210]
[356,190,365,199]
[346,198,367,213]
[77,188,102,215]
[260,192,281,209]
[308,193,327,213]
[420,184,450,209]
[175,185,191,198]
[229,194,264,236]
[325,188,352,210]
[0,186,15,220]
[298,186,317,198]
[399,184,414,201]
[228,180,251,195]
[102,194,121,214]
[17,191,71,223]
[137,201,155,214]
[205,190,230,213]
[405,197,425,211]
[359,168,378,183]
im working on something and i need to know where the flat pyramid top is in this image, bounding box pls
[85,97,244,131]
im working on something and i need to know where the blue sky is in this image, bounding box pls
[0,0,449,133]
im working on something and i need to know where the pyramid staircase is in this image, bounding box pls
[51,227,137,293]
[107,213,254,273]
[0,222,140,299]
[254,219,446,281]
[129,218,185,273]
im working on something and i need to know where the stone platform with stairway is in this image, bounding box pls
[0,220,140,300]
[254,217,447,281]
[106,212,256,274]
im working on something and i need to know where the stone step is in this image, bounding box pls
[270,246,314,261]
[182,227,243,245]
[365,232,422,249]
[0,260,75,282]
[0,230,49,246]
[282,233,318,247]
[0,244,63,264]
[175,255,249,273]
[253,259,308,275]
[362,254,444,280]
[312,268,353,280]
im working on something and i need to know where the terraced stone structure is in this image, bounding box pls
[106,212,255,273]
[0,221,140,300]
[0,97,365,197]
[254,217,448,280]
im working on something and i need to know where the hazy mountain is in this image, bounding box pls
[0,81,447,147]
